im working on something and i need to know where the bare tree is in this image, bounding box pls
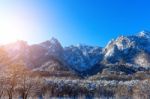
[4,64,21,99]
[15,66,42,99]
[0,74,5,98]
[0,48,11,98]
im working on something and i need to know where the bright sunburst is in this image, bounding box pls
[0,14,25,44]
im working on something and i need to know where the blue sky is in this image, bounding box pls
[0,0,150,47]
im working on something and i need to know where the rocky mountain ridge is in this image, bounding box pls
[0,30,150,76]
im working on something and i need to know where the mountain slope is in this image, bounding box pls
[64,45,103,71]
[0,30,149,77]
[103,31,150,67]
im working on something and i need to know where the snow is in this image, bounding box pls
[104,30,150,67]
[138,30,150,39]
[64,45,103,71]
[1,30,150,72]
[104,45,115,57]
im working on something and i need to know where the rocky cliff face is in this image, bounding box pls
[103,31,150,67]
[64,45,103,71]
[0,31,150,76]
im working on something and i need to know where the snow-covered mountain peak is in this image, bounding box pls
[105,30,150,52]
[104,31,150,67]
[40,37,63,50]
[0,30,149,72]
[50,37,60,45]
[138,30,150,38]
[36,37,64,61]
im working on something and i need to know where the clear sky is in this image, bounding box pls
[0,0,150,47]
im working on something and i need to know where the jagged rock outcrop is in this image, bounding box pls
[103,30,150,67]
[64,45,103,71]
[0,31,150,76]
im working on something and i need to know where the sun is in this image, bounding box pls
[0,24,21,44]
[0,16,23,44]
[0,32,20,44]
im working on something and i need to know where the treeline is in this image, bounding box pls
[0,64,150,99]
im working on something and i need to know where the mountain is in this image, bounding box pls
[39,37,64,58]
[0,31,150,77]
[103,30,150,68]
[0,38,80,78]
[64,45,103,71]
[2,38,64,68]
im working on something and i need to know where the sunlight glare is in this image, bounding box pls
[0,14,25,44]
